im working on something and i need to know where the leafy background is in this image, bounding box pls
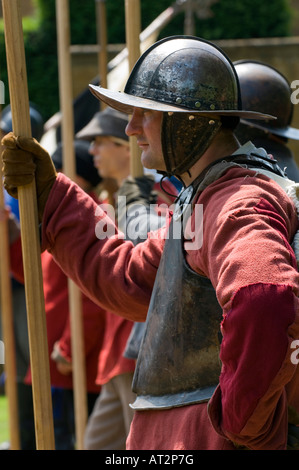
[0,0,294,121]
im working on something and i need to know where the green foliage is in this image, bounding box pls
[0,0,293,122]
[0,395,8,444]
[24,27,59,121]
[194,0,292,39]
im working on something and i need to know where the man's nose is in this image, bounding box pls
[89,141,98,155]
[126,109,142,136]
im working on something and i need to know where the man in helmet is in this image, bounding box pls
[0,103,45,143]
[234,60,299,182]
[2,36,299,450]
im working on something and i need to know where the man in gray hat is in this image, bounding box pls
[76,107,130,144]
[77,107,131,188]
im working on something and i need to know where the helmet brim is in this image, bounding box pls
[240,118,299,140]
[89,84,276,121]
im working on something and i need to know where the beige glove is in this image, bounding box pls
[2,132,57,223]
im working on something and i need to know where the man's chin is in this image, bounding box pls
[140,154,152,170]
[141,154,164,173]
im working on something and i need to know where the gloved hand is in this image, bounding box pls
[2,132,57,223]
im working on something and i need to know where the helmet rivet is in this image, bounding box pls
[189,115,195,120]
[195,102,201,108]
[176,97,182,104]
[210,104,215,110]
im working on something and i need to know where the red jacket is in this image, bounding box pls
[42,168,299,450]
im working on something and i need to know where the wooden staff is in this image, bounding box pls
[0,172,20,450]
[96,0,108,94]
[108,1,186,92]
[125,0,144,177]
[95,0,118,205]
[56,0,88,450]
[1,0,55,450]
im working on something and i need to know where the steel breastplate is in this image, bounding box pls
[130,213,223,410]
[130,150,287,410]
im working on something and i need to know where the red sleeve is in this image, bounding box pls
[42,173,167,322]
[187,168,299,449]
[208,283,299,450]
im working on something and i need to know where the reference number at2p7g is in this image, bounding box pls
[105,453,194,466]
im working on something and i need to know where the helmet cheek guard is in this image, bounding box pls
[161,113,222,175]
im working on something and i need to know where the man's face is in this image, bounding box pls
[89,136,130,183]
[125,108,165,171]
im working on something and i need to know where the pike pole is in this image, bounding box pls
[1,0,55,450]
[0,171,20,449]
[125,0,144,177]
[96,0,108,96]
[56,0,88,450]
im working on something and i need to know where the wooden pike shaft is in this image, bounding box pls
[56,0,88,450]
[1,0,55,450]
[125,0,144,177]
[96,0,108,92]
[0,174,20,450]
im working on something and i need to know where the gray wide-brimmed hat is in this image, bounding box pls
[76,106,129,142]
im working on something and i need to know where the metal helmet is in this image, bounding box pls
[89,36,275,176]
[0,103,44,141]
[234,60,299,140]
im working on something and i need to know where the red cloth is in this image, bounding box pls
[42,168,299,449]
[96,312,135,385]
[10,194,105,393]
[127,403,236,450]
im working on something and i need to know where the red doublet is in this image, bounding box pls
[42,168,299,449]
